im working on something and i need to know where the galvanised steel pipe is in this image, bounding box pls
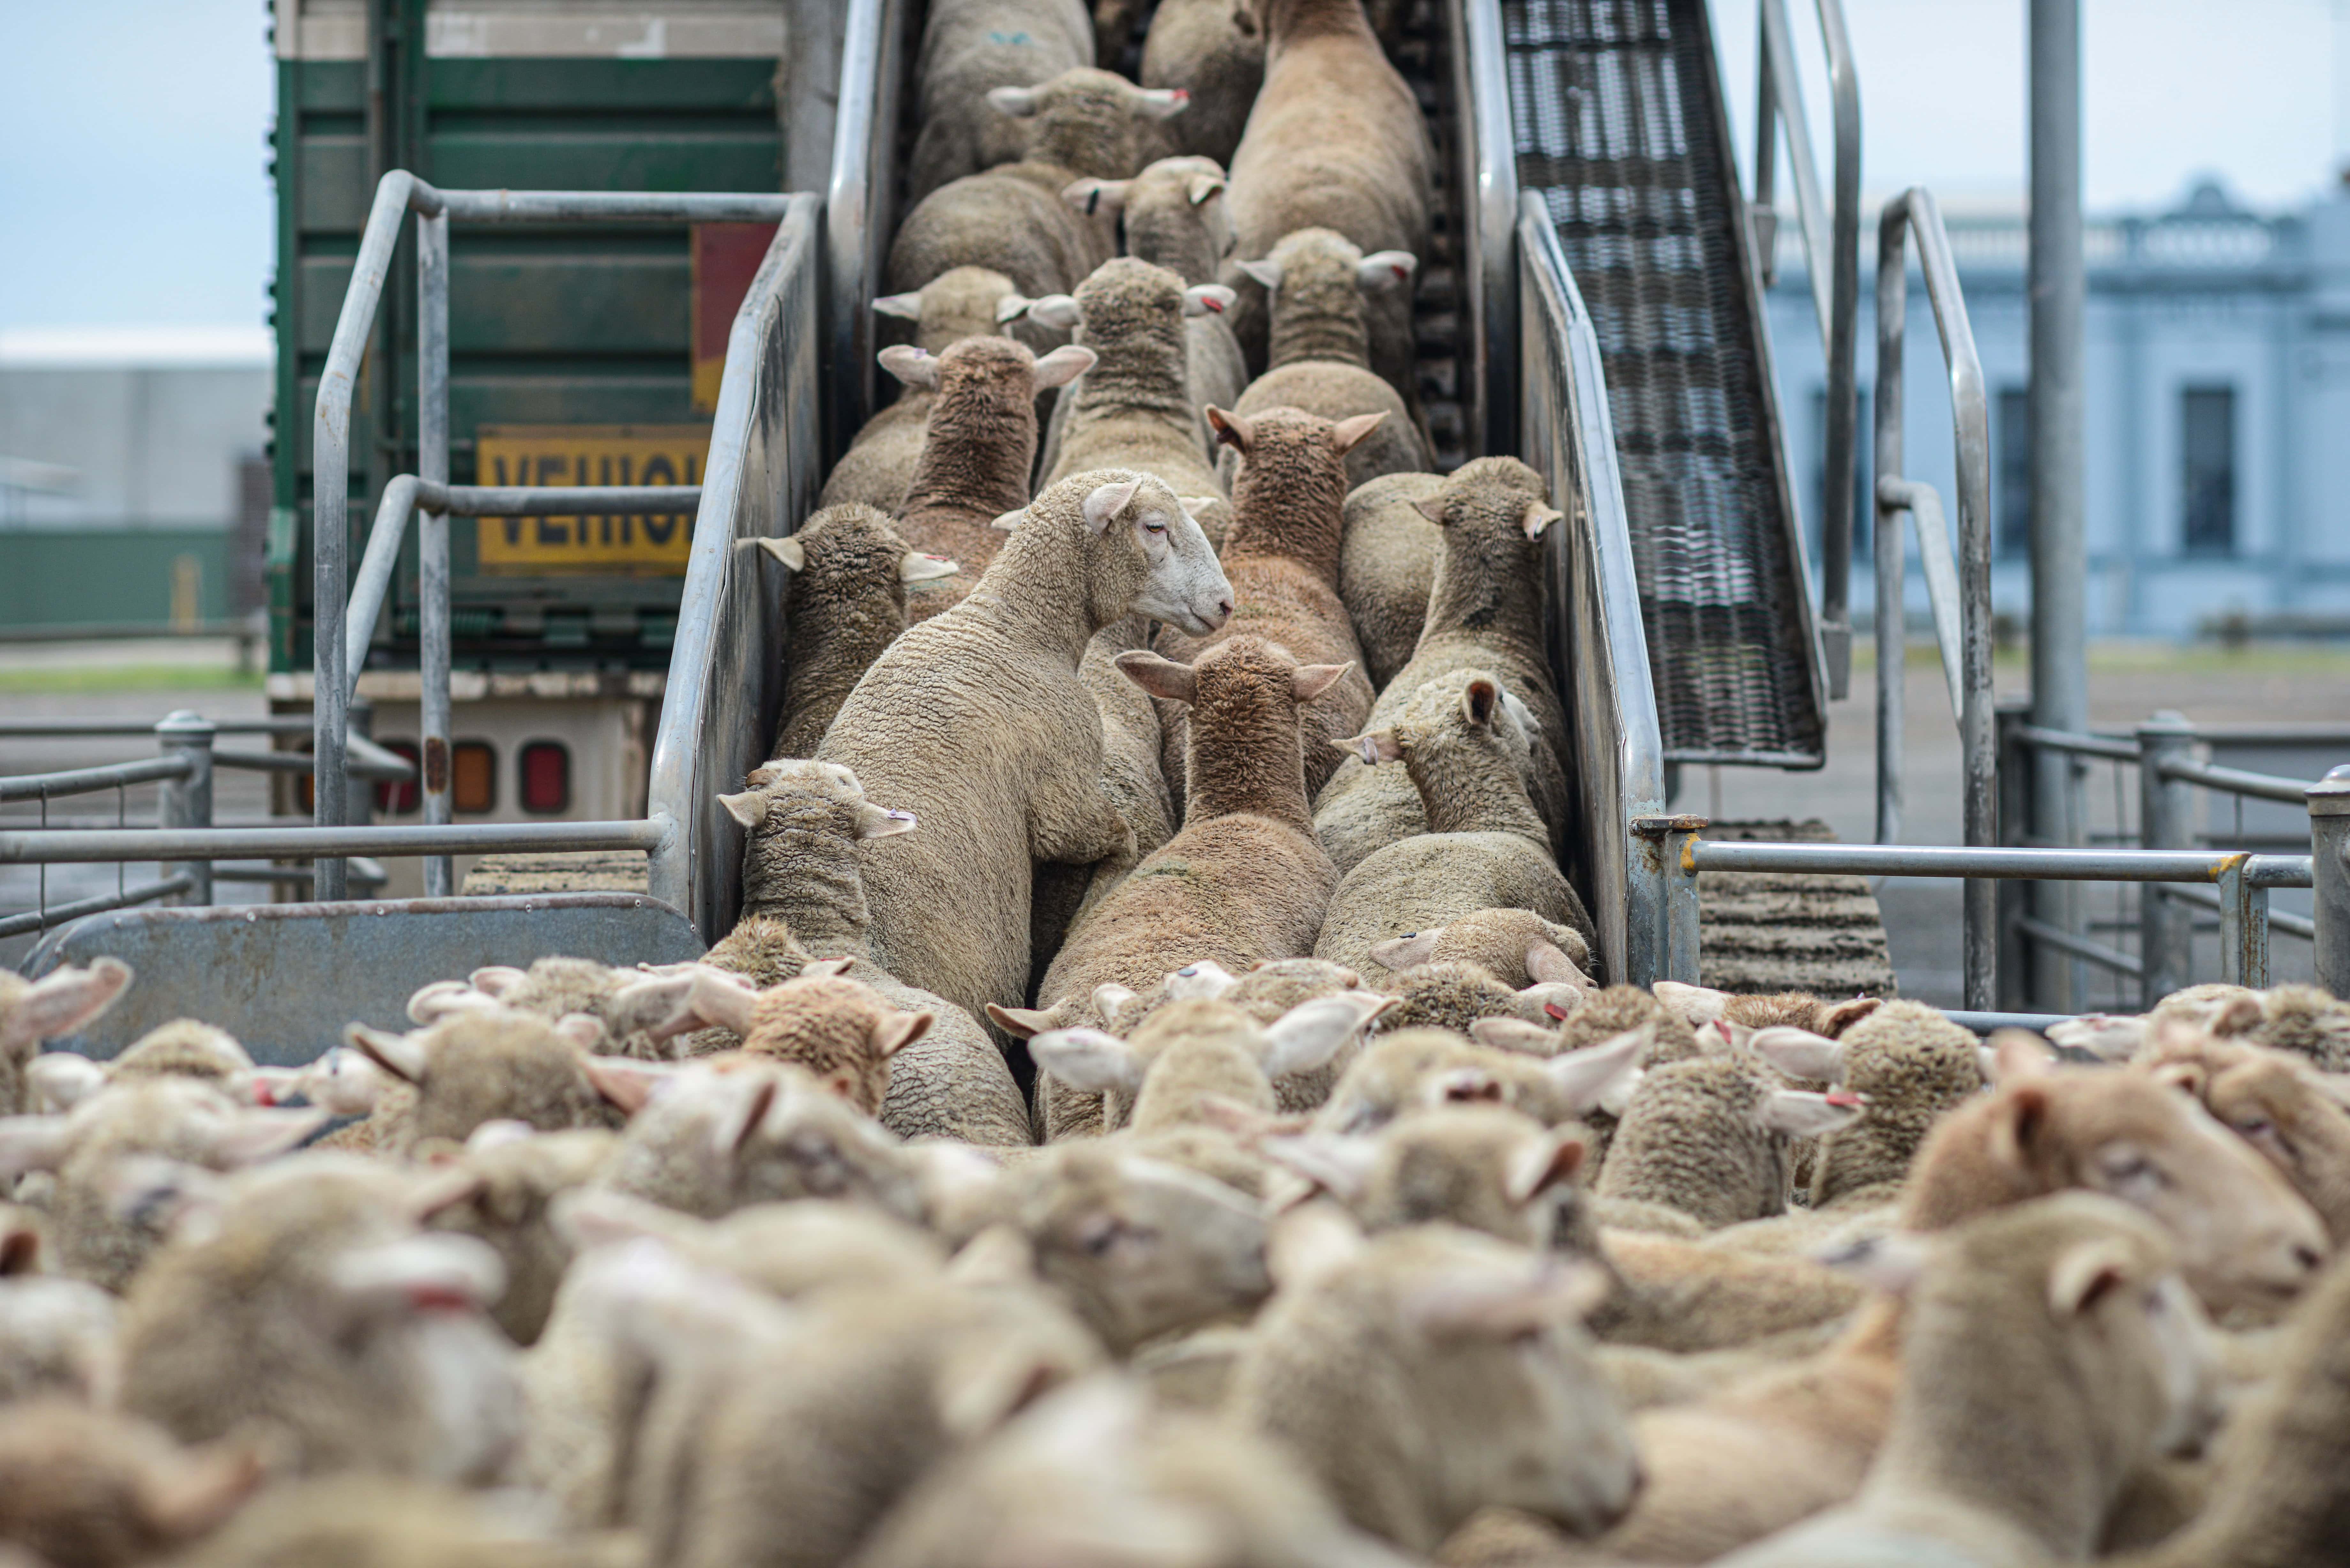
[2157,756,2318,808]
[1689,840,2312,885]
[419,208,452,898]
[0,818,673,865]
[2309,766,2350,997]
[0,756,193,802]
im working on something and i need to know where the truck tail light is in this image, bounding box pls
[519,742,570,814]
[452,742,497,814]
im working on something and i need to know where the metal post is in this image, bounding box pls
[1996,699,2033,1009]
[2029,0,2088,1010]
[1751,8,1780,288]
[2217,857,2269,988]
[1816,0,1861,702]
[417,208,454,898]
[1872,208,1906,848]
[348,697,377,829]
[154,712,214,906]
[2308,765,2350,999]
[2137,711,2197,1005]
[1634,814,1709,985]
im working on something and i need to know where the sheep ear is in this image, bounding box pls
[1472,1017,1559,1055]
[468,966,526,998]
[1132,85,1189,119]
[935,1336,1070,1441]
[802,958,856,980]
[1462,678,1501,728]
[136,1441,271,1543]
[716,790,769,830]
[855,802,920,839]
[406,978,492,1025]
[2209,993,2266,1035]
[1519,981,1587,1020]
[1369,930,1441,971]
[871,290,925,320]
[876,344,938,388]
[1522,500,1565,540]
[872,1010,932,1060]
[1268,1201,1366,1292]
[2149,1059,2206,1099]
[686,970,761,1037]
[1505,1127,1588,1203]
[1332,730,1402,767]
[345,1022,429,1085]
[330,1234,504,1315]
[0,1214,35,1276]
[1029,1028,1146,1094]
[26,1053,108,1114]
[1756,1089,1865,1138]
[1750,1028,1850,1085]
[947,1223,1037,1287]
[713,1069,784,1155]
[1330,411,1387,453]
[1261,1135,1378,1202]
[287,1048,383,1117]
[1816,1231,1931,1296]
[1356,250,1418,290]
[0,1116,72,1177]
[1092,982,1142,1028]
[1542,1027,1649,1113]
[1990,1029,2057,1084]
[1819,996,1883,1036]
[581,1055,673,1116]
[2049,1238,2136,1319]
[408,1164,489,1223]
[1204,404,1250,451]
[1292,661,1353,702]
[1031,342,1095,388]
[609,973,702,1043]
[552,1014,608,1052]
[1029,295,1088,332]
[986,1004,1057,1040]
[1162,961,1239,1000]
[1235,257,1283,290]
[1182,283,1235,317]
[1081,478,1144,535]
[995,293,1035,324]
[1651,980,1732,1026]
[989,509,1027,532]
[1410,494,1447,524]
[1062,177,1130,217]
[1262,993,1393,1078]
[987,84,1041,118]
[1115,650,1199,705]
[207,1108,330,1167]
[1524,940,1593,989]
[754,535,807,572]
[3,958,133,1049]
[1187,172,1226,206]
[898,552,958,583]
[1406,1255,1611,1336]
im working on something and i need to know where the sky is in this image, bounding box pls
[0,0,2339,332]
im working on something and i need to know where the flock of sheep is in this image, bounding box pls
[4,0,2350,1565]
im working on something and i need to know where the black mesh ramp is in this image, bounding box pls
[1502,0,1825,767]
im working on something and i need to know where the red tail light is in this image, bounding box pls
[519,741,570,814]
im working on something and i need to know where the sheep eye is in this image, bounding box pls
[2234,1116,2273,1138]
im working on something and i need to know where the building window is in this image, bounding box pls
[1997,387,2030,557]
[2181,386,2236,555]
[1810,385,1872,567]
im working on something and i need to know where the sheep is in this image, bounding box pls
[813,469,1233,1035]
[1368,908,1595,994]
[1035,259,1239,547]
[26,1018,288,1115]
[0,1077,329,1291]
[1151,405,1382,802]
[905,0,1098,206]
[880,334,1096,621]
[1369,962,1577,1040]
[994,637,1352,1138]
[117,1154,522,1482]
[886,68,1186,301]
[760,505,959,758]
[637,966,934,1119]
[0,1401,264,1568]
[1651,980,1888,1043]
[1227,228,1431,487]
[341,1007,629,1156]
[1709,1195,2223,1568]
[1228,1210,1637,1553]
[0,958,132,1113]
[825,267,1026,515]
[1083,954,1376,1116]
[411,1124,618,1346]
[1590,1055,1862,1232]
[700,760,1030,1147]
[2138,1025,2350,1242]
[0,1271,118,1405]
[1339,470,1443,688]
[170,1474,598,1568]
[406,954,716,1060]
[2240,982,2350,1070]
[1028,992,1390,1138]
[1223,0,1433,402]
[1315,1027,1646,1141]
[1315,460,1574,873]
[1314,672,1599,978]
[1797,1001,1989,1211]
[845,1374,1407,1568]
[626,1250,1107,1568]
[1138,0,1266,166]
[1264,1103,1594,1254]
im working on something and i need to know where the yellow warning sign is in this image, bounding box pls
[473,425,709,573]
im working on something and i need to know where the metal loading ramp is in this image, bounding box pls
[1502,0,1827,769]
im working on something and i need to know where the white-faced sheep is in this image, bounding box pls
[814,470,1232,1038]
[0,959,133,1114]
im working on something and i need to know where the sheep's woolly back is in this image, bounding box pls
[1021,68,1185,182]
[740,973,912,1117]
[1419,909,1591,989]
[1595,1056,1792,1229]
[1351,1103,1587,1252]
[397,1013,624,1149]
[774,505,919,759]
[701,915,818,991]
[108,1021,252,1086]
[2249,984,2350,1071]
[906,266,1023,355]
[1374,963,1540,1038]
[1338,470,1443,689]
[1262,227,1375,369]
[1068,258,1195,420]
[1121,155,1235,285]
[1565,986,1699,1063]
[1809,1002,1984,1207]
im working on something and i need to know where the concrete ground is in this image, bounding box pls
[6,636,2350,1001]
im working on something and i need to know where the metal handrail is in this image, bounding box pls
[1753,0,1862,697]
[312,172,797,899]
[825,0,913,460]
[1518,193,1669,987]
[1874,187,1996,1009]
[0,820,669,863]
[2156,756,2316,808]
[1455,0,1517,460]
[0,757,191,803]
[0,878,194,942]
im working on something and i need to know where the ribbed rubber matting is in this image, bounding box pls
[1503,0,1824,767]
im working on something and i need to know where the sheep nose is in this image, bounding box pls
[1215,596,1234,619]
[2293,1243,2324,1274]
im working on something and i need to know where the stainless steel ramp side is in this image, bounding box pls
[1501,0,1827,769]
